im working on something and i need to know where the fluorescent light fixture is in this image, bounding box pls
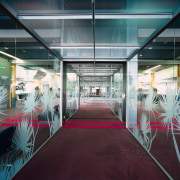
[18,15,92,20]
[18,14,172,20]
[148,65,162,71]
[51,46,92,49]
[0,51,23,62]
[50,46,139,49]
[145,65,162,73]
[96,14,172,19]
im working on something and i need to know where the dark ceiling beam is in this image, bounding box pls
[0,0,61,60]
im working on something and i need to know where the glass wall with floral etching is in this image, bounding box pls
[127,15,180,180]
[0,11,61,180]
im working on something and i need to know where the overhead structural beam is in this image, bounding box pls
[0,0,61,60]
[17,14,172,20]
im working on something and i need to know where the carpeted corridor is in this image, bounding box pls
[12,100,168,180]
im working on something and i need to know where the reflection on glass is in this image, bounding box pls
[0,14,61,180]
[130,60,180,178]
[66,72,78,119]
[111,69,124,121]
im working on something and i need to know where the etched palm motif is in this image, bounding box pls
[133,88,157,152]
[11,158,24,176]
[140,113,157,151]
[0,156,12,180]
[160,85,180,162]
[23,89,39,116]
[0,86,8,118]
[12,121,34,159]
[160,86,179,128]
[22,88,39,155]
[133,126,143,145]
[41,87,56,136]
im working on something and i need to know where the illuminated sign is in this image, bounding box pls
[0,66,5,70]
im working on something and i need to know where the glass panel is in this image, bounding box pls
[136,63,177,178]
[95,0,180,13]
[3,0,174,60]
[127,15,180,180]
[6,0,92,13]
[66,64,78,119]
[173,16,180,179]
[126,58,138,130]
[20,19,94,59]
[111,67,124,121]
[94,18,171,59]
[5,0,180,14]
[0,9,61,180]
[0,9,17,180]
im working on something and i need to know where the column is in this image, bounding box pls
[126,58,138,129]
[122,63,127,122]
[110,75,112,109]
[77,75,80,109]
[62,62,67,121]
[178,65,180,92]
[60,61,63,126]
[11,64,16,107]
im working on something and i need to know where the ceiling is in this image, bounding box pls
[0,0,180,83]
[67,62,123,82]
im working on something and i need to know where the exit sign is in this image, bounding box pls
[0,66,5,70]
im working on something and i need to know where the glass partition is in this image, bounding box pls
[0,10,61,180]
[127,15,180,179]
[66,65,78,119]
[126,58,138,130]
[111,67,124,121]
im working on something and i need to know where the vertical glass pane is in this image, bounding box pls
[0,10,18,180]
[127,58,138,130]
[172,16,180,179]
[0,10,61,180]
[66,65,78,119]
[111,67,124,121]
[127,15,180,179]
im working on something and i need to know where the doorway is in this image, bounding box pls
[65,62,126,122]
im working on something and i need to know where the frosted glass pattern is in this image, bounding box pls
[66,72,78,119]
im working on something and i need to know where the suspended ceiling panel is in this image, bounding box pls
[0,0,179,61]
